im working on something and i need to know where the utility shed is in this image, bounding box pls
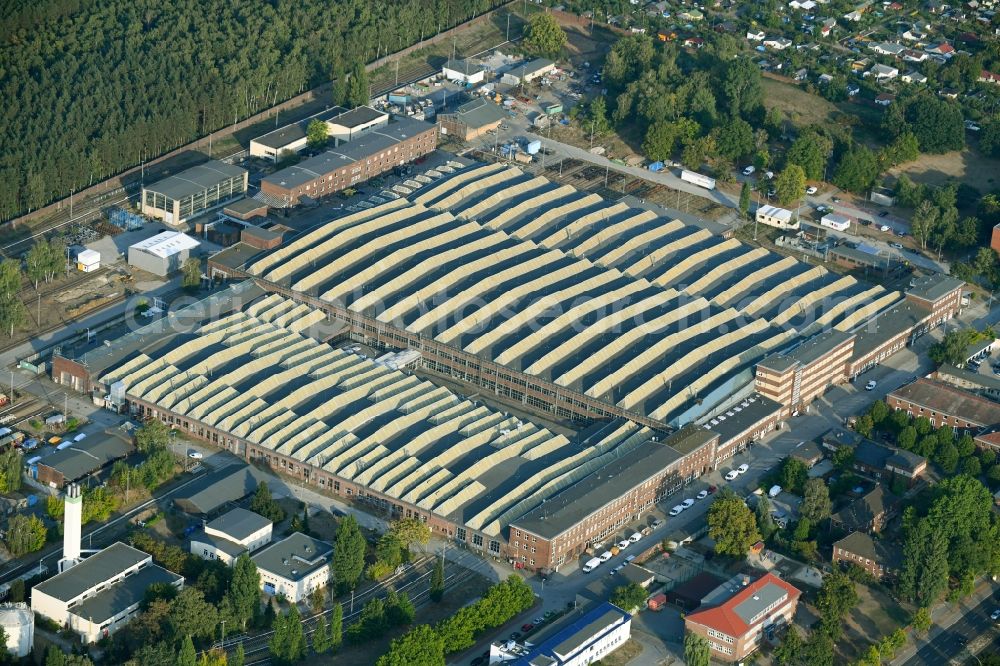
[36,432,133,489]
[128,231,200,276]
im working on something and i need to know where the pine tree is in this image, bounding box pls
[311,614,331,654]
[739,181,751,221]
[178,635,197,666]
[332,515,366,593]
[45,646,65,666]
[262,598,277,629]
[429,555,445,602]
[329,603,343,652]
[230,554,260,629]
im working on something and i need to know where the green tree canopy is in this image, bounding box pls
[306,119,329,148]
[832,145,880,194]
[707,489,761,556]
[800,479,831,523]
[610,583,648,611]
[376,624,445,666]
[684,632,710,666]
[5,514,46,556]
[774,164,806,206]
[332,514,366,593]
[524,13,567,59]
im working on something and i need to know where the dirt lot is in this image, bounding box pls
[834,582,910,663]
[594,637,643,665]
[890,149,1000,195]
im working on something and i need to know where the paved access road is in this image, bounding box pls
[901,588,999,666]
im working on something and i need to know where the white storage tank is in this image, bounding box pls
[0,605,34,657]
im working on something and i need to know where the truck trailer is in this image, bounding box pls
[680,170,716,190]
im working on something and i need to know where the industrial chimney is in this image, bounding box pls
[59,483,83,572]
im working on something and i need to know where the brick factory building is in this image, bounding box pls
[50,161,966,573]
[259,117,436,205]
[887,377,1000,437]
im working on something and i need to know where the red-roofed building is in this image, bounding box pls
[684,573,801,662]
[981,71,1000,85]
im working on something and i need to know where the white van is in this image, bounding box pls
[599,551,613,562]
[768,485,782,498]
[582,557,602,573]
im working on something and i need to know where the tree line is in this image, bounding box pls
[0,0,508,219]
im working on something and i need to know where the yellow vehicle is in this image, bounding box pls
[48,436,62,445]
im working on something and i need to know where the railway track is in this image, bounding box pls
[220,558,478,663]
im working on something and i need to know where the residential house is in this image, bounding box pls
[926,42,955,55]
[847,82,862,95]
[818,73,834,84]
[678,8,705,20]
[747,29,767,40]
[820,18,837,35]
[821,427,928,485]
[869,63,899,80]
[980,70,1000,84]
[903,49,929,62]
[832,531,902,580]
[844,9,865,20]
[657,30,677,41]
[765,36,793,50]
[790,0,818,9]
[794,68,809,81]
[875,93,896,105]
[830,486,897,534]
[683,36,705,48]
[901,71,928,83]
[872,42,907,56]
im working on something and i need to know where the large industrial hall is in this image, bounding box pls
[248,162,903,425]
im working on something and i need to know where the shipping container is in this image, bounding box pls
[514,152,533,164]
[648,593,667,611]
[680,170,716,190]
[544,103,563,115]
[526,140,542,155]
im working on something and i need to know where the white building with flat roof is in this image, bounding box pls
[756,205,798,230]
[493,602,632,665]
[31,542,183,644]
[190,508,273,565]
[821,213,852,231]
[128,231,200,276]
[252,532,332,603]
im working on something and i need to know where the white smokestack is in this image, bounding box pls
[60,483,83,571]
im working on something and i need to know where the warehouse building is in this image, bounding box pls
[438,98,507,141]
[249,106,347,161]
[35,432,133,489]
[128,231,200,277]
[31,542,183,643]
[501,58,556,85]
[442,58,487,85]
[172,463,273,515]
[326,105,389,142]
[140,160,248,224]
[260,117,436,205]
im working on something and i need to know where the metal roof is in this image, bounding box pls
[33,542,151,603]
[444,98,507,129]
[37,433,132,483]
[172,464,272,515]
[143,160,247,201]
[205,507,272,542]
[328,105,387,129]
[906,273,964,303]
[252,107,347,150]
[251,532,332,582]
[129,231,200,259]
[71,563,182,623]
[443,58,486,77]
[513,602,631,665]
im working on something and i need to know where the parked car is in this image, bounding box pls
[991,609,1000,621]
[617,540,631,550]
[696,489,709,500]
[879,224,891,232]
[736,463,750,474]
[708,485,717,493]
[890,242,903,249]
[668,505,684,516]
[629,532,643,543]
[681,498,695,509]
[743,165,756,176]
[651,519,665,528]
[724,470,739,481]
[624,554,636,563]
[805,185,818,195]
[878,210,889,217]
[599,551,613,561]
[521,623,535,633]
[188,451,203,459]
[865,380,877,391]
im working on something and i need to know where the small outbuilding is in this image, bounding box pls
[76,249,101,273]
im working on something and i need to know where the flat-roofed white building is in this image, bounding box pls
[249,107,347,161]
[252,532,332,603]
[31,542,183,644]
[326,106,389,142]
[756,205,798,230]
[442,58,487,85]
[128,231,200,276]
[821,213,852,231]
[493,602,632,665]
[190,508,273,565]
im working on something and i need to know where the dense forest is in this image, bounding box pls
[0,0,505,219]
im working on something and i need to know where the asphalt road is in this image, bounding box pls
[903,589,1000,666]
